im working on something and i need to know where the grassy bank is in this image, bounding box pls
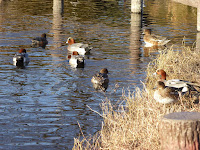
[73,45,200,149]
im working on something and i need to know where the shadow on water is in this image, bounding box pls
[0,0,198,149]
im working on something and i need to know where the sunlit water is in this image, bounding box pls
[0,0,197,149]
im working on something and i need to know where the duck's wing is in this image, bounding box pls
[68,43,85,53]
[70,43,84,48]
[165,79,188,88]
[91,73,109,92]
[163,87,179,99]
[151,34,170,45]
[92,73,108,85]
[24,53,30,65]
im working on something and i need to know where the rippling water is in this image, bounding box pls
[0,0,197,149]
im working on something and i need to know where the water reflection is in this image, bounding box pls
[0,0,198,149]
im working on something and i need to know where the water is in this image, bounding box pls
[0,0,197,149]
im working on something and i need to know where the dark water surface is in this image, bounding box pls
[0,0,197,149]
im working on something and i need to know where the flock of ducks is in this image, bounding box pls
[13,29,198,99]
[13,33,108,92]
[143,29,199,104]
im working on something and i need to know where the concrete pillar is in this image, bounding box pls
[53,0,64,15]
[131,0,143,13]
[160,112,200,150]
[196,4,200,50]
[52,0,64,48]
[198,7,200,31]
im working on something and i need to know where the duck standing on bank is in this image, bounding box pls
[154,81,179,104]
[91,68,109,92]
[32,33,48,48]
[143,29,170,47]
[68,51,85,68]
[13,48,30,68]
[66,37,92,55]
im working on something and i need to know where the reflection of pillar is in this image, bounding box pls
[52,0,64,48]
[0,0,6,32]
[130,13,142,63]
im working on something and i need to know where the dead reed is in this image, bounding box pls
[73,45,200,150]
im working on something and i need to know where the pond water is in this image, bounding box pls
[0,0,197,149]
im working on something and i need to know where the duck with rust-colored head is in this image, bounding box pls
[66,37,92,55]
[13,48,30,68]
[32,33,48,48]
[143,29,170,47]
[91,68,109,92]
[68,51,85,68]
[154,69,195,92]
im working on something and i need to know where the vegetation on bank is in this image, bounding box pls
[73,45,200,149]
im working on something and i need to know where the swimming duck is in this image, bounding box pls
[143,29,170,47]
[154,69,193,92]
[68,51,85,68]
[13,48,30,68]
[66,37,92,55]
[154,81,179,104]
[32,33,48,48]
[91,68,109,92]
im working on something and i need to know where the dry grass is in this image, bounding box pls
[73,45,200,150]
[146,44,200,86]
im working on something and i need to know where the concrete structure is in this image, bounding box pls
[131,0,143,13]
[173,0,200,50]
[173,0,200,31]
[160,112,200,150]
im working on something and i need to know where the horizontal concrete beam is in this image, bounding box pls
[173,0,200,8]
[173,0,200,31]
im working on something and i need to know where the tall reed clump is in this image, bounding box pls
[73,45,200,150]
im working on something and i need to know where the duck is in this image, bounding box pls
[13,48,30,68]
[66,37,92,55]
[143,29,170,47]
[32,33,48,48]
[154,81,179,104]
[91,68,109,92]
[154,69,194,92]
[68,51,85,68]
